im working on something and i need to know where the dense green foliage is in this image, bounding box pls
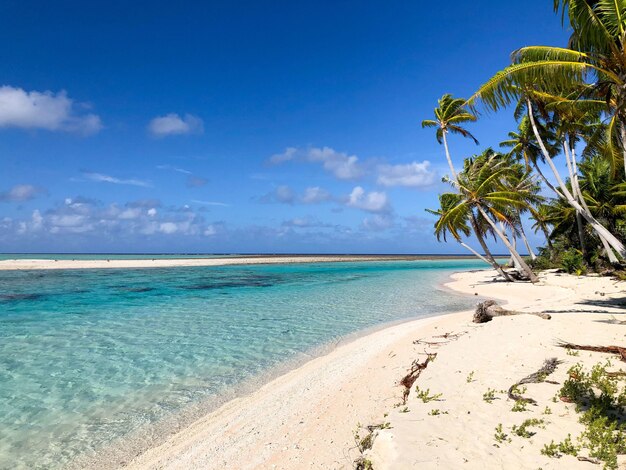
[426,1,626,278]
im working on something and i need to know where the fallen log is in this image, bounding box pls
[473,300,551,323]
[556,341,626,362]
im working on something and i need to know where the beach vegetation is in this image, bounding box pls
[511,399,529,412]
[494,423,510,444]
[482,388,497,403]
[428,408,448,416]
[425,1,626,275]
[556,362,626,469]
[414,386,443,403]
[511,418,545,438]
[466,371,475,383]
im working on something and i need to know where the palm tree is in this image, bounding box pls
[530,204,555,252]
[470,69,626,260]
[502,159,544,260]
[422,94,479,180]
[427,193,513,281]
[450,150,539,282]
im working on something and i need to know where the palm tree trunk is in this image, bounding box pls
[476,205,538,282]
[570,144,619,263]
[517,217,536,260]
[619,119,626,179]
[562,142,587,256]
[459,242,490,264]
[469,212,513,281]
[527,101,625,260]
[442,131,458,181]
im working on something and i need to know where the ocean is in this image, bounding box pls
[0,258,485,469]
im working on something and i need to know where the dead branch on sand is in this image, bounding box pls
[399,353,437,404]
[556,341,626,362]
[508,358,562,404]
[473,300,551,323]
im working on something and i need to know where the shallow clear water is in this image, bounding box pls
[0,259,483,469]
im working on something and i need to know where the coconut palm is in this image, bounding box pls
[470,64,626,260]
[449,149,539,282]
[530,204,555,252]
[426,193,513,281]
[422,94,479,180]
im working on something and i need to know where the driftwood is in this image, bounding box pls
[508,357,562,404]
[399,353,437,404]
[556,341,626,362]
[413,331,467,347]
[473,300,552,323]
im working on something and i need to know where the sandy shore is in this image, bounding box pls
[122,269,625,470]
[0,255,448,271]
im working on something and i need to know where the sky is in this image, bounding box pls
[0,1,570,254]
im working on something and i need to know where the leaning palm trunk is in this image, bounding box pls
[621,121,626,179]
[517,217,536,260]
[459,242,491,264]
[470,213,513,281]
[562,142,587,256]
[527,101,625,260]
[476,206,539,282]
[570,144,619,263]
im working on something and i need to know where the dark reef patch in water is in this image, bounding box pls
[117,287,155,293]
[183,274,282,290]
[0,293,47,302]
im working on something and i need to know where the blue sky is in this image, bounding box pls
[0,1,569,253]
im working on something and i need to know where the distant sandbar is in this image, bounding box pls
[0,254,473,271]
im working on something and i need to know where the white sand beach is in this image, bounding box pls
[122,269,626,469]
[0,255,428,271]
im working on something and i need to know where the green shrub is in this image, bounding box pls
[561,249,586,275]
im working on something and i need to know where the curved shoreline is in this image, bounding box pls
[113,271,480,470]
[119,269,626,469]
[70,270,475,469]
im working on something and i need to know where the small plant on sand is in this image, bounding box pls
[511,400,528,412]
[541,435,580,458]
[511,418,544,438]
[494,423,510,444]
[380,422,392,430]
[556,362,626,470]
[355,457,374,470]
[399,407,409,413]
[541,441,560,458]
[542,406,552,415]
[428,409,448,416]
[566,347,579,357]
[466,371,475,383]
[353,423,374,453]
[415,386,442,403]
[483,388,497,403]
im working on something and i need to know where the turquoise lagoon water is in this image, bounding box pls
[0,259,484,469]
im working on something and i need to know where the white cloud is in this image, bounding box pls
[361,214,394,232]
[269,147,298,164]
[191,199,230,207]
[377,161,436,188]
[260,185,296,204]
[301,186,332,204]
[148,113,203,136]
[0,85,102,134]
[83,172,151,187]
[347,186,389,213]
[269,146,364,180]
[0,184,41,202]
[159,222,178,234]
[147,208,157,217]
